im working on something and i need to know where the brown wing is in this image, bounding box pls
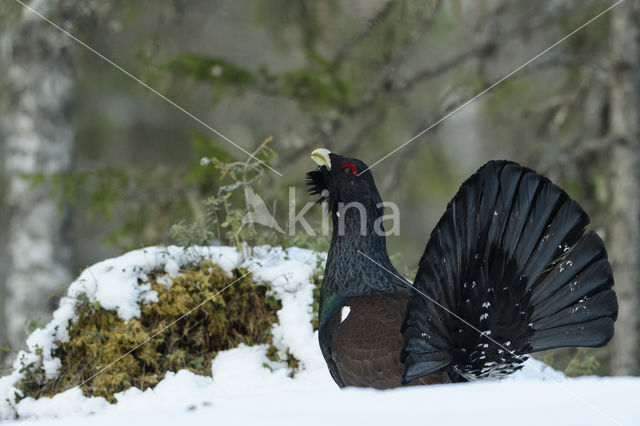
[328,293,449,388]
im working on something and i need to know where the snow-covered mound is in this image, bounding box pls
[1,245,638,425]
[0,245,326,420]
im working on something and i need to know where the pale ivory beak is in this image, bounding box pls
[311,148,332,170]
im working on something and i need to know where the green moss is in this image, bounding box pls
[310,254,324,331]
[285,350,300,376]
[16,262,281,403]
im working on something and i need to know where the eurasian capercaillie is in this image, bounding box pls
[307,149,617,388]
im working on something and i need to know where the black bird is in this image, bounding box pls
[307,148,618,388]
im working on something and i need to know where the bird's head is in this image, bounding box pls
[307,149,403,305]
[306,148,383,216]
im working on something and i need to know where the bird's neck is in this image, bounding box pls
[319,203,405,329]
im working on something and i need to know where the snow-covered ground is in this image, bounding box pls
[1,245,638,425]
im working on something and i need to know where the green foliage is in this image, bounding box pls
[0,345,13,376]
[264,346,299,377]
[165,54,254,100]
[485,77,544,118]
[22,130,326,254]
[278,54,355,111]
[185,133,234,194]
[165,51,354,112]
[15,262,282,403]
[169,221,216,248]
[309,253,325,331]
[564,351,601,377]
[19,135,245,250]
[255,0,339,52]
[0,348,12,376]
[389,250,418,281]
[285,232,330,253]
[24,169,129,221]
[537,347,605,378]
[171,137,278,248]
[24,317,47,337]
[170,136,330,253]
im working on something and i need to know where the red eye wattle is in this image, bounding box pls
[342,162,358,176]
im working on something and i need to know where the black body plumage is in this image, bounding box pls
[308,154,617,388]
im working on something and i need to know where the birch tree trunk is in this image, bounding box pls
[0,10,12,359]
[0,2,74,355]
[608,0,640,376]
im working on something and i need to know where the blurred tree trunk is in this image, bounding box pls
[0,9,12,360]
[608,0,640,376]
[0,2,74,357]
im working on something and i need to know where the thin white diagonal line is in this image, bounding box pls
[13,0,283,177]
[356,251,527,362]
[361,0,624,174]
[76,251,281,389]
[357,250,622,426]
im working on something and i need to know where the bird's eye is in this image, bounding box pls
[342,162,358,176]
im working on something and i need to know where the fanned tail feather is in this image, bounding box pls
[401,161,617,384]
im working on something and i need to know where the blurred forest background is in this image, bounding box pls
[0,0,638,378]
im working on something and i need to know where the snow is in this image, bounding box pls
[0,245,324,420]
[1,245,638,425]
[6,372,639,426]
